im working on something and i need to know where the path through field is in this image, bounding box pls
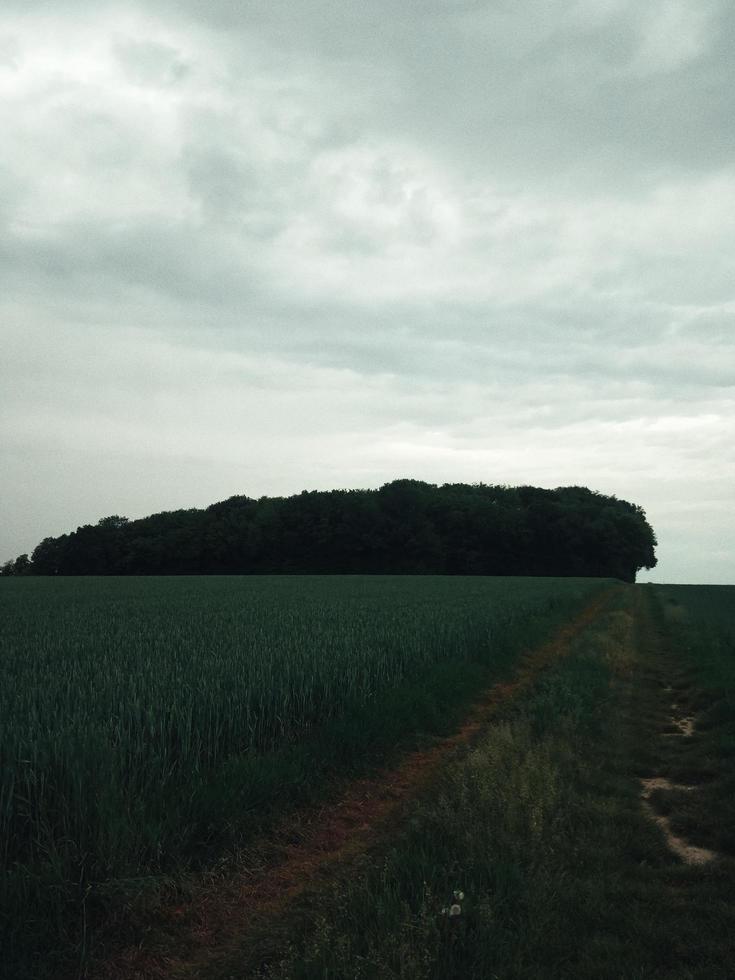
[632,590,722,870]
[89,586,735,980]
[90,588,617,980]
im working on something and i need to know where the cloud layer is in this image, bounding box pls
[1,1,733,581]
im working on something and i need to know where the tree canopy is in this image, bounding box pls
[3,481,657,582]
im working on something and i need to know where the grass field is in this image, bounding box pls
[0,574,606,979]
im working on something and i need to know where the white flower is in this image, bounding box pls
[449,904,462,917]
[453,890,464,901]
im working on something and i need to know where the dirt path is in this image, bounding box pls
[640,777,716,866]
[635,589,719,867]
[89,587,618,980]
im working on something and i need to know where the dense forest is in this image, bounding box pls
[2,481,657,582]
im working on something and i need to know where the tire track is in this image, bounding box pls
[636,590,719,868]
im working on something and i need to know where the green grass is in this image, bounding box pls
[204,589,735,980]
[0,574,605,979]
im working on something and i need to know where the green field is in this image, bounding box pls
[655,584,735,626]
[0,574,606,978]
[4,578,735,979]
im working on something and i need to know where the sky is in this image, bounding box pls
[1,0,733,583]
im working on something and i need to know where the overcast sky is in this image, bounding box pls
[1,1,733,583]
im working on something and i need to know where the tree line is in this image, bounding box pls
[2,480,657,582]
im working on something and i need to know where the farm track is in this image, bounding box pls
[634,590,720,867]
[90,586,621,980]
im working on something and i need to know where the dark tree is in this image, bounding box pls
[10,481,657,581]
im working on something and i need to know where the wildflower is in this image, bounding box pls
[449,904,462,917]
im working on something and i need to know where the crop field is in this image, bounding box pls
[4,577,735,979]
[0,574,605,977]
[655,583,735,636]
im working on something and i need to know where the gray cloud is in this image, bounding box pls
[1,1,733,582]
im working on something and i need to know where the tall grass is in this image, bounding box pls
[0,574,604,976]
[654,585,735,687]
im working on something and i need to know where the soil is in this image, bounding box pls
[639,777,716,866]
[637,595,718,868]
